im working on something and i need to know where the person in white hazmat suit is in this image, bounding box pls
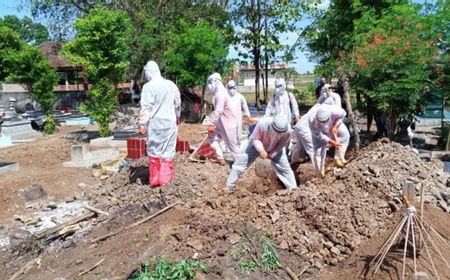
[206,73,240,164]
[226,80,254,144]
[291,99,336,167]
[138,60,181,187]
[317,84,342,107]
[265,79,300,124]
[291,104,321,166]
[226,115,297,191]
[309,104,350,177]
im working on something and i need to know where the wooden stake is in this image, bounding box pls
[78,258,105,276]
[91,201,180,244]
[84,204,109,216]
[285,266,299,280]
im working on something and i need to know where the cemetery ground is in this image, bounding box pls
[0,123,450,280]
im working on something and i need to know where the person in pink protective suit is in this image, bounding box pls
[138,61,181,187]
[317,84,341,107]
[226,80,254,143]
[225,115,298,191]
[309,104,349,177]
[206,73,240,164]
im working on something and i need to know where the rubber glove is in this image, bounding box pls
[246,116,255,124]
[138,126,145,135]
[332,124,339,136]
[259,150,269,159]
[207,124,216,135]
[328,139,342,149]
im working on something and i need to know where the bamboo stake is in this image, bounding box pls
[401,215,411,280]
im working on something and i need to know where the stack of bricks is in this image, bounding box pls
[176,139,190,153]
[127,138,147,160]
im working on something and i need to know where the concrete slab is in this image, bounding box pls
[0,135,12,148]
[65,117,94,126]
[0,162,19,174]
[63,145,121,168]
[1,119,40,140]
[90,136,127,148]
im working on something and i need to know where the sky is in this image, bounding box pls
[0,0,319,74]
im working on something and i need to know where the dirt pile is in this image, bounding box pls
[85,156,231,212]
[80,140,449,276]
[181,141,450,273]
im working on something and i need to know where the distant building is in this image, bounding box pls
[1,42,132,109]
[238,64,286,88]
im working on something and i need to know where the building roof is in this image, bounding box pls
[239,64,286,71]
[37,41,70,68]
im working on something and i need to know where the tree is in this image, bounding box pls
[231,0,305,109]
[24,0,232,77]
[1,27,58,133]
[163,20,229,88]
[63,6,134,136]
[303,0,405,77]
[0,26,22,81]
[0,15,49,45]
[337,4,440,138]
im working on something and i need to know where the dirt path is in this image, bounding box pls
[0,127,99,225]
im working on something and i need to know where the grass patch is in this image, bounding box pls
[230,229,283,273]
[129,258,207,280]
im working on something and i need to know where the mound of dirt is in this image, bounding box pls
[81,140,449,277]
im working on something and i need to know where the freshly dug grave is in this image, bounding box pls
[1,140,449,279]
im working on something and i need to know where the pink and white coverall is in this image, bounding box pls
[228,91,250,143]
[209,84,240,161]
[226,117,297,189]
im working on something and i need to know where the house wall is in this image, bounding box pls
[1,83,84,111]
[239,70,285,88]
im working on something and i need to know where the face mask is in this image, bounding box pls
[228,89,236,96]
[207,82,217,94]
[275,87,284,95]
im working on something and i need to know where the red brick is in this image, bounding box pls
[127,138,147,159]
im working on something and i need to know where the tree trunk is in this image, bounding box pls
[199,82,206,123]
[254,47,261,110]
[446,123,450,151]
[263,1,269,104]
[341,75,360,154]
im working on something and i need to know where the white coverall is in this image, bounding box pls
[265,87,300,122]
[291,104,321,166]
[318,92,342,107]
[226,117,297,190]
[207,75,240,161]
[138,61,181,159]
[309,105,349,173]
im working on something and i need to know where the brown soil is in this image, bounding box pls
[0,123,449,280]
